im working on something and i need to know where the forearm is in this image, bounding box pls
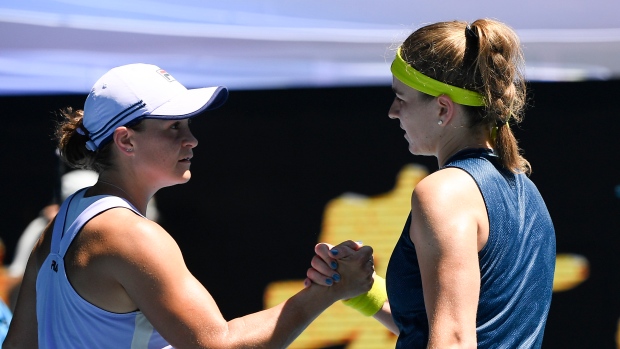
[373,301,399,335]
[224,284,338,349]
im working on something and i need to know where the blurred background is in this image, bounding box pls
[1,1,619,348]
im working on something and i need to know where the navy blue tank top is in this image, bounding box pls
[386,149,556,348]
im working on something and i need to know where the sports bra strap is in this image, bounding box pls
[50,188,86,254]
[51,189,142,256]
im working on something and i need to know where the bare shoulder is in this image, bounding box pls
[85,207,176,253]
[75,207,185,282]
[70,206,191,312]
[412,167,480,211]
[410,168,486,246]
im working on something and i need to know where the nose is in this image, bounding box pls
[388,99,399,119]
[184,129,198,148]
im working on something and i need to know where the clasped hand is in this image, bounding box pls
[304,240,375,300]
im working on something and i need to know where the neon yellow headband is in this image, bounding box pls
[391,47,485,107]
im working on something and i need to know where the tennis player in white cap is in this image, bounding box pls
[3,63,374,349]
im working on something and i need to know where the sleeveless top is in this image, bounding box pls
[386,149,556,348]
[36,188,171,349]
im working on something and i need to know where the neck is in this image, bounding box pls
[434,114,493,168]
[94,177,149,215]
[437,139,493,168]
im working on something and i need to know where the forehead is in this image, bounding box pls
[142,118,188,125]
[392,76,412,95]
[392,76,424,99]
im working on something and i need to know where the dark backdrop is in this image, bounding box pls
[1,81,619,348]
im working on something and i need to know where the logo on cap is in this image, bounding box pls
[157,69,176,82]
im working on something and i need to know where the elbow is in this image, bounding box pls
[456,332,477,349]
[428,340,477,349]
[428,330,477,349]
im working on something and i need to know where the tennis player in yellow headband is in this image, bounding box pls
[311,18,555,349]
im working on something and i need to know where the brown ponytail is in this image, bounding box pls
[399,19,531,174]
[55,107,113,172]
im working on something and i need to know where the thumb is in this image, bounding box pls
[315,243,335,260]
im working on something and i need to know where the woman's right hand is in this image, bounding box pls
[306,240,375,301]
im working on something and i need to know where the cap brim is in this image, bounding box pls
[150,86,228,119]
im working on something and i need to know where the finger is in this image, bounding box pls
[315,243,338,269]
[315,243,334,259]
[306,268,336,286]
[338,240,363,251]
[328,240,356,258]
[359,247,377,274]
[330,242,373,260]
[310,255,340,280]
[355,245,374,261]
[335,246,376,277]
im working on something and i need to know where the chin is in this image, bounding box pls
[162,172,192,188]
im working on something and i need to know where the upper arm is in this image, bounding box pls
[3,255,40,349]
[3,220,52,349]
[110,215,373,348]
[4,210,233,349]
[6,208,349,349]
[409,168,487,347]
[98,214,230,348]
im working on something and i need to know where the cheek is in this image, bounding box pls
[141,140,172,162]
[401,114,419,132]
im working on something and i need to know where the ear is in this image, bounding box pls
[436,95,456,125]
[112,126,135,155]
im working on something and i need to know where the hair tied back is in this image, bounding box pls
[463,23,480,70]
[76,125,88,136]
[465,24,479,39]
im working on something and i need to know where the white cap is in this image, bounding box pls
[83,63,228,151]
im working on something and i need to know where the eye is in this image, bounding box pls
[170,121,181,130]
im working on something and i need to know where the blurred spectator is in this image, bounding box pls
[0,239,13,344]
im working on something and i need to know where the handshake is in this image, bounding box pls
[304,240,387,317]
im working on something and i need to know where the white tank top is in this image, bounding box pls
[36,188,172,349]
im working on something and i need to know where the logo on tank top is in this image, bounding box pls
[51,260,58,272]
